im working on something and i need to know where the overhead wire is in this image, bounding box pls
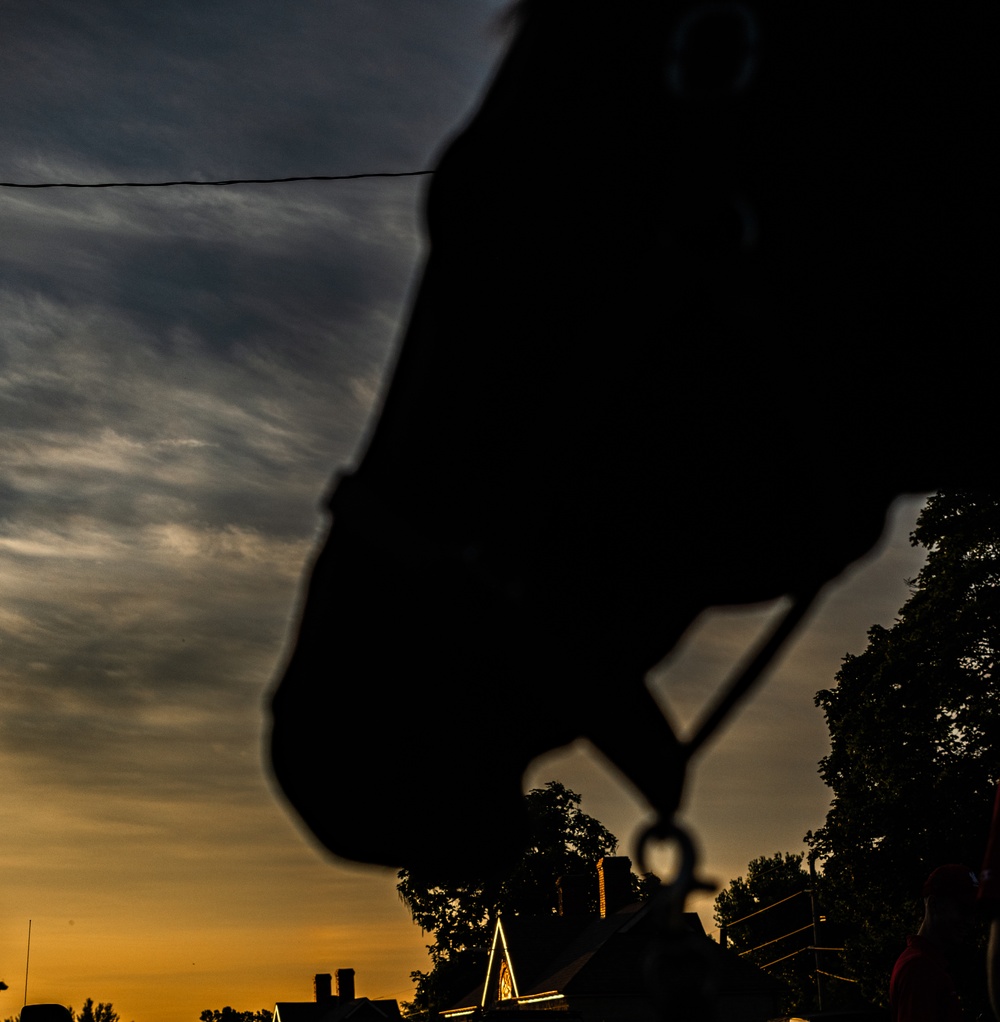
[758,944,846,971]
[737,923,813,957]
[816,969,859,984]
[0,170,433,189]
[722,889,807,927]
[759,945,813,970]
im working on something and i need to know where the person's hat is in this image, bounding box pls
[922,864,979,905]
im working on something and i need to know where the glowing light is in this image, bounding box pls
[481,917,518,1007]
[515,992,564,1005]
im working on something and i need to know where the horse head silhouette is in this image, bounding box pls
[270,0,996,878]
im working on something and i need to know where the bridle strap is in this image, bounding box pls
[684,584,823,760]
[636,585,825,1018]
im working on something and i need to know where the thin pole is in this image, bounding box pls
[808,855,824,1011]
[24,919,32,1006]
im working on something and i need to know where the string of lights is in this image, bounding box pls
[0,170,433,189]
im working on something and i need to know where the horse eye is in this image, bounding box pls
[667,2,759,99]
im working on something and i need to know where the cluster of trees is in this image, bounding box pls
[397,780,657,1017]
[715,491,1000,1015]
[71,1003,118,1022]
[713,851,867,1016]
[2,1001,270,1022]
[198,1010,271,1022]
[4,1000,121,1022]
[714,852,817,1011]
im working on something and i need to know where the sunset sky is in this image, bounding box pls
[1,4,932,1022]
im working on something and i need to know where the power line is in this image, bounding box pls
[760,945,813,970]
[758,946,845,971]
[738,923,813,957]
[724,889,807,927]
[0,170,433,189]
[816,969,859,984]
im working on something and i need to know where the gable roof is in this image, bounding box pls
[274,998,400,1022]
[443,902,781,1016]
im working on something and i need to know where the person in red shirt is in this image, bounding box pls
[890,864,979,1022]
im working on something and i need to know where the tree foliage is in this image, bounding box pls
[714,853,815,1013]
[5,1000,125,1022]
[807,491,1000,1009]
[199,1009,271,1022]
[397,781,657,1016]
[74,1001,119,1022]
[714,852,866,1015]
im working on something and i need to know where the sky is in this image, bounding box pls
[0,4,932,1022]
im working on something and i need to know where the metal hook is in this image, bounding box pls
[639,817,720,1019]
[638,817,715,910]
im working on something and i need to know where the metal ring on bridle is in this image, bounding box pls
[667,2,759,98]
[638,817,698,892]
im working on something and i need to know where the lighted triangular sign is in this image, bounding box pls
[482,917,518,1007]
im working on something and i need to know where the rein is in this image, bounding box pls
[637,585,823,1017]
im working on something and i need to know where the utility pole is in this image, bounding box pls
[24,919,32,1006]
[808,853,824,1011]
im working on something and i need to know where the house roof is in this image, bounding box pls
[274,998,400,1022]
[445,902,781,1014]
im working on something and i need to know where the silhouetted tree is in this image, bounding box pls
[397,781,658,1016]
[807,491,1000,1010]
[199,1009,271,1022]
[73,1001,118,1022]
[715,853,815,1013]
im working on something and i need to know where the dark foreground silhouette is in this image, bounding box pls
[270,0,997,877]
[21,1007,73,1022]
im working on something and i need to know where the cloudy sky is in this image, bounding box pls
[1,4,931,1022]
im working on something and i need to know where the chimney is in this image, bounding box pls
[314,974,333,1004]
[556,874,591,916]
[597,856,633,918]
[336,968,356,1002]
